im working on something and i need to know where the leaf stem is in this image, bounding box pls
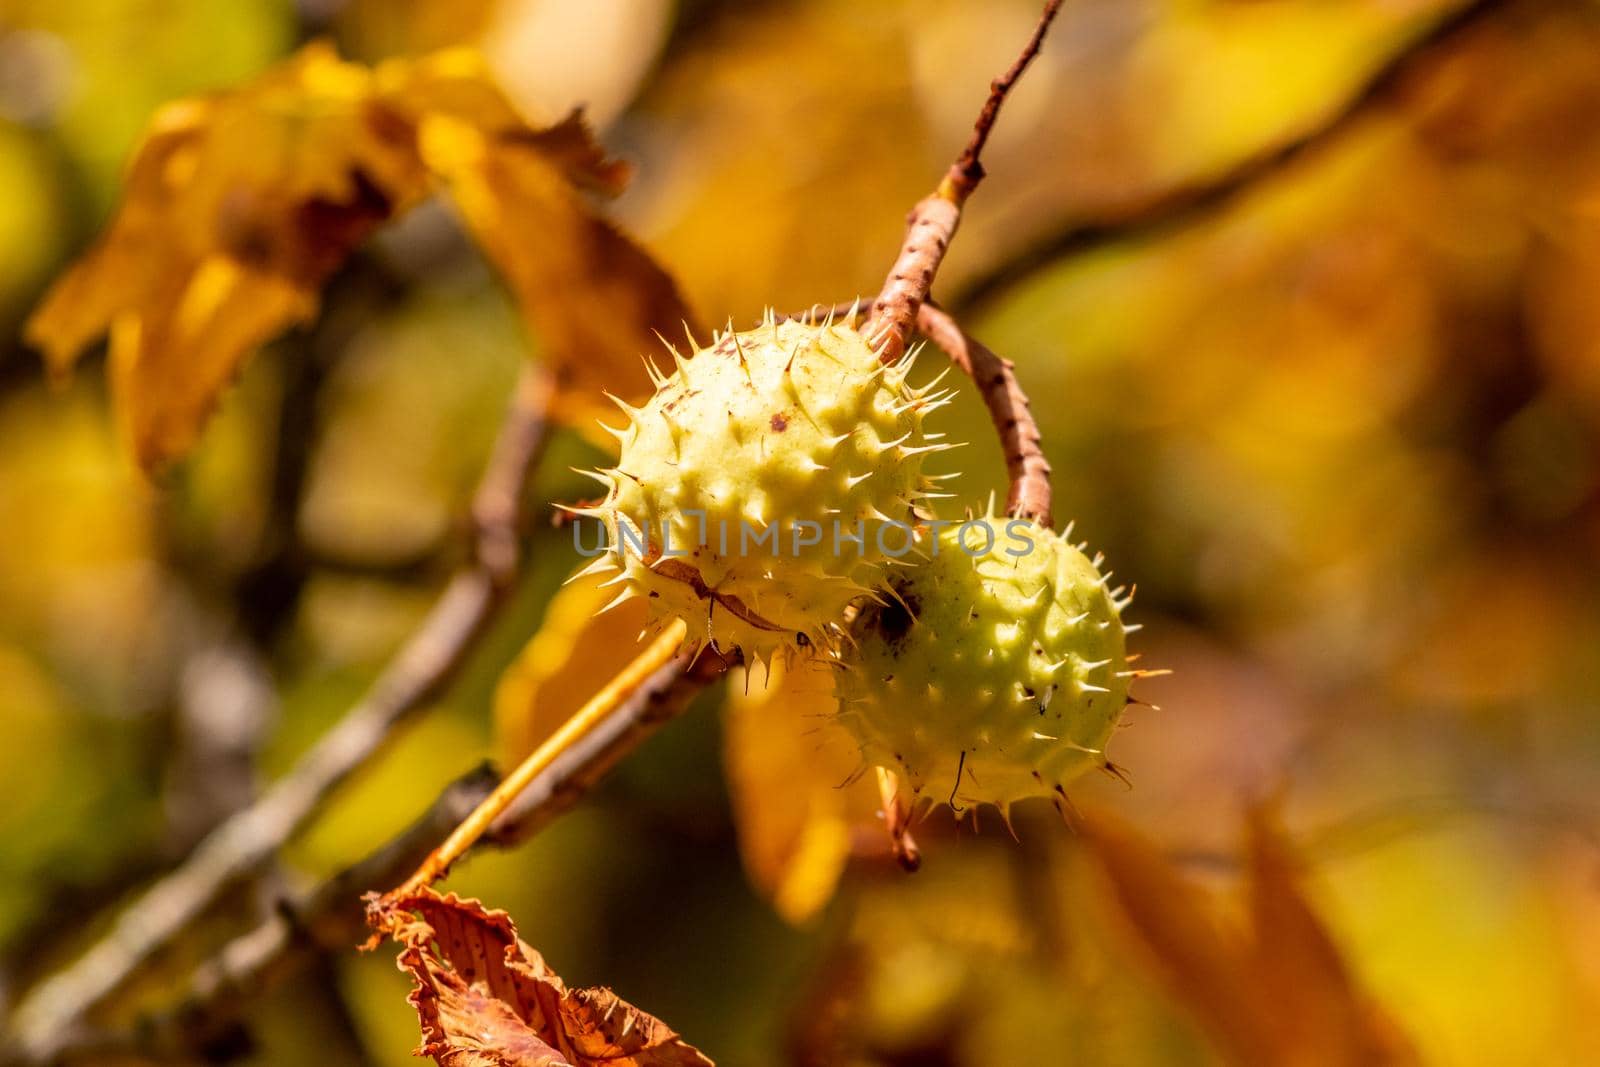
[378,618,690,903]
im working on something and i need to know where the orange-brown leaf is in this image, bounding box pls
[1081,812,1275,1064]
[26,42,686,468]
[1244,810,1419,1066]
[386,889,713,1067]
[25,107,207,377]
[108,258,318,466]
[1083,808,1416,1066]
[379,50,632,196]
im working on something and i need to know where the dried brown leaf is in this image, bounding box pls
[384,889,713,1067]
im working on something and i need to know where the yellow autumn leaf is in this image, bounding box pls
[378,47,534,141]
[24,107,196,374]
[28,41,693,468]
[25,42,430,469]
[722,656,879,924]
[105,258,319,464]
[339,0,673,131]
[410,101,695,436]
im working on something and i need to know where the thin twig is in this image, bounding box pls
[473,367,553,585]
[954,0,1511,313]
[487,645,738,845]
[866,0,1065,362]
[950,0,1066,198]
[6,366,554,1064]
[32,767,500,1066]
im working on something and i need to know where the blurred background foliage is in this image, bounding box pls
[1,0,1598,1064]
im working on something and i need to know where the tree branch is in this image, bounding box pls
[40,767,501,1066]
[40,648,733,1065]
[954,0,1512,314]
[949,0,1067,199]
[5,365,554,1065]
[866,0,1066,363]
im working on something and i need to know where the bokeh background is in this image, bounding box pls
[2,0,1599,1063]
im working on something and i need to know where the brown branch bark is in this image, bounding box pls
[868,195,963,365]
[5,365,554,1065]
[57,767,502,1066]
[948,0,1067,199]
[954,0,1512,314]
[865,0,1065,363]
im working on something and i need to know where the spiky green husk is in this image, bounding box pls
[835,513,1131,812]
[580,315,956,659]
